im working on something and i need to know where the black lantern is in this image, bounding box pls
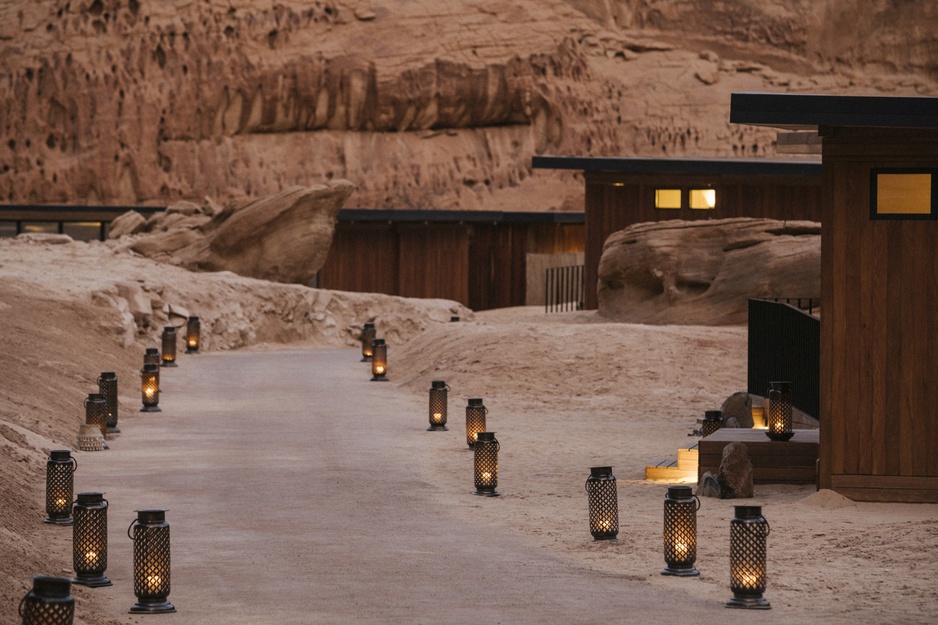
[44,450,77,525]
[427,380,449,431]
[702,409,722,438]
[97,371,120,434]
[18,576,74,625]
[84,393,108,441]
[727,505,771,609]
[473,432,500,496]
[585,466,619,541]
[144,347,161,367]
[128,509,175,614]
[370,338,388,381]
[662,485,700,576]
[72,492,111,587]
[765,381,793,441]
[140,364,161,412]
[185,315,200,353]
[161,326,177,367]
[360,322,376,361]
[465,398,487,449]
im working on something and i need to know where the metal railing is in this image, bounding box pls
[748,298,820,419]
[545,264,584,313]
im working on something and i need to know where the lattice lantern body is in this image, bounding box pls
[97,371,120,433]
[427,380,449,431]
[129,509,175,614]
[18,576,75,625]
[727,505,771,609]
[161,326,178,367]
[473,432,500,496]
[702,410,722,438]
[73,492,111,587]
[465,398,487,449]
[140,364,161,412]
[84,393,108,440]
[765,381,794,441]
[662,485,700,576]
[370,338,388,381]
[585,466,619,541]
[44,450,77,525]
[360,322,376,361]
[185,315,200,353]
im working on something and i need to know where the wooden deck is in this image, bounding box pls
[698,429,819,485]
[644,444,699,481]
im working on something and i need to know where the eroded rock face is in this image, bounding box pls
[597,218,821,325]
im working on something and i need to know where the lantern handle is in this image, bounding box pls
[70,457,78,472]
[127,518,138,541]
[694,495,701,511]
[764,519,771,536]
[18,592,26,618]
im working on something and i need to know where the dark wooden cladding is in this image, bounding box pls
[819,127,938,502]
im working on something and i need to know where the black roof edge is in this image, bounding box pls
[531,155,821,177]
[0,204,166,215]
[337,209,584,224]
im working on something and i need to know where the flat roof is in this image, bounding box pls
[531,155,821,177]
[730,92,938,130]
[337,209,584,224]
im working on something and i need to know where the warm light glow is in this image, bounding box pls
[56,498,67,507]
[432,412,443,422]
[597,517,612,531]
[481,472,492,481]
[674,542,688,557]
[187,339,197,347]
[145,575,162,589]
[655,188,682,209]
[472,432,479,441]
[690,188,716,209]
[85,551,97,561]
[375,365,385,375]
[144,387,156,398]
[876,173,932,215]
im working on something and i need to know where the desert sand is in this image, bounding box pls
[2,236,937,624]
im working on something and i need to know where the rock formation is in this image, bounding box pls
[698,441,754,499]
[597,218,821,325]
[109,180,355,285]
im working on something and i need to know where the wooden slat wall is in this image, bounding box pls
[819,128,938,502]
[397,224,469,303]
[319,223,400,295]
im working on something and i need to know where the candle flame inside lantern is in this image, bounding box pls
[375,365,385,374]
[145,387,156,398]
[146,575,162,589]
[432,412,443,423]
[85,551,97,561]
[187,339,197,347]
[481,472,492,481]
[56,498,67,507]
[674,542,688,557]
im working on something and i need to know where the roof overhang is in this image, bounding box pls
[730,92,938,130]
[532,155,820,177]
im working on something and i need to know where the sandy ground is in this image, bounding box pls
[2,238,938,624]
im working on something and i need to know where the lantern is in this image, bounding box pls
[128,509,175,614]
[97,371,120,433]
[473,432,500,496]
[185,315,200,353]
[727,505,771,609]
[585,466,619,541]
[360,322,376,361]
[765,381,793,441]
[370,338,388,381]
[702,410,722,438]
[84,393,108,440]
[427,380,449,431]
[140,364,161,412]
[465,398,487,449]
[161,326,177,367]
[662,485,700,576]
[44,450,76,525]
[144,347,161,367]
[18,576,74,625]
[72,492,111,587]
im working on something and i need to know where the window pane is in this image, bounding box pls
[690,189,716,209]
[21,221,59,234]
[63,221,103,241]
[655,189,682,209]
[876,173,931,215]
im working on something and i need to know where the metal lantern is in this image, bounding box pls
[360,322,376,361]
[44,450,77,525]
[185,315,200,353]
[765,381,794,441]
[18,576,74,625]
[465,398,487,449]
[585,466,619,541]
[473,432,500,496]
[427,380,449,431]
[727,505,771,609]
[370,338,388,381]
[97,371,120,434]
[161,326,178,367]
[702,409,722,438]
[77,424,105,452]
[144,347,161,367]
[128,509,175,614]
[72,492,111,587]
[84,393,108,440]
[662,485,700,576]
[140,364,161,412]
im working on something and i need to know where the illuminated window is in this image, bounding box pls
[689,189,716,210]
[871,169,936,219]
[655,189,682,209]
[63,221,103,241]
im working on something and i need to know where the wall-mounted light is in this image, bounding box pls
[370,339,388,381]
[72,492,111,587]
[702,410,722,438]
[161,326,177,367]
[140,364,161,412]
[360,322,376,361]
[185,315,200,353]
[662,485,700,576]
[427,380,449,431]
[585,466,618,541]
[765,381,793,441]
[473,432,500,496]
[97,371,120,434]
[44,450,77,525]
[465,398,487,449]
[726,505,771,609]
[128,509,175,614]
[84,393,108,441]
[18,576,74,625]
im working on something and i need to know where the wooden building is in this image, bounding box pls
[731,92,938,502]
[318,209,584,311]
[531,156,823,309]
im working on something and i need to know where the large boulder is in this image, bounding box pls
[597,218,820,325]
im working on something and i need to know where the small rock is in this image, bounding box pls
[718,441,754,499]
[108,211,147,238]
[354,7,376,21]
[721,392,754,428]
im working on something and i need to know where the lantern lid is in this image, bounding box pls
[136,509,167,522]
[31,575,73,597]
[362,321,375,328]
[142,363,159,372]
[49,449,72,460]
[87,392,106,400]
[733,505,764,519]
[372,338,386,346]
[450,316,460,322]
[76,492,104,504]
[100,371,116,378]
[476,431,497,442]
[188,315,199,321]
[431,380,447,389]
[589,466,613,477]
[704,410,722,420]
[468,398,484,406]
[145,347,159,354]
[769,380,791,390]
[666,485,694,499]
